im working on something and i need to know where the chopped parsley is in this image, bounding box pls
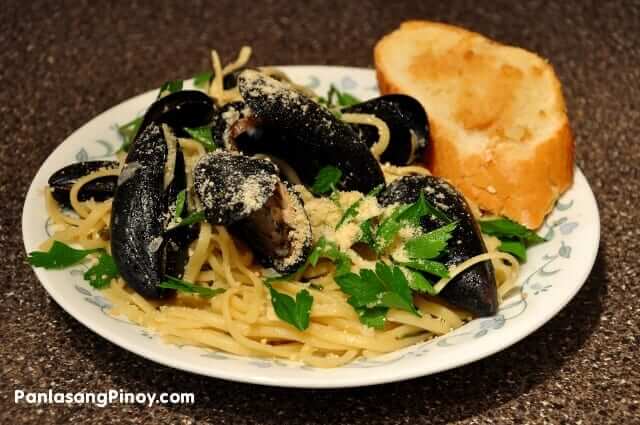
[158,79,183,98]
[28,241,119,289]
[335,185,383,230]
[174,190,187,219]
[358,219,375,247]
[267,285,313,331]
[184,126,217,151]
[263,237,352,284]
[170,210,206,229]
[374,193,429,253]
[307,237,352,277]
[479,217,546,262]
[311,165,342,195]
[83,253,119,289]
[117,116,143,152]
[335,261,420,328]
[318,84,361,108]
[28,241,100,269]
[158,276,225,298]
[193,71,213,89]
[404,222,457,259]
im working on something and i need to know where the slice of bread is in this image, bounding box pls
[375,21,574,229]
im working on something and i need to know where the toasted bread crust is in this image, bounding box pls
[375,21,574,229]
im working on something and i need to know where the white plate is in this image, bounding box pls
[22,66,600,388]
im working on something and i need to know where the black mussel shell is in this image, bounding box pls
[237,70,385,193]
[138,90,216,139]
[48,160,119,208]
[111,123,171,299]
[343,94,429,165]
[233,182,312,274]
[193,151,279,225]
[378,175,498,317]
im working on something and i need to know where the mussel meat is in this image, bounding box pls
[48,160,119,208]
[194,151,312,273]
[378,175,498,316]
[342,94,429,165]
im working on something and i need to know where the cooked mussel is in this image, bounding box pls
[378,175,498,316]
[342,94,429,165]
[48,160,119,208]
[137,90,216,140]
[194,151,312,273]
[111,122,194,299]
[236,70,385,193]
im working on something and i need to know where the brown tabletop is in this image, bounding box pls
[2,1,639,424]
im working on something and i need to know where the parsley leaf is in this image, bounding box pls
[479,218,546,245]
[335,185,383,230]
[318,85,361,109]
[117,116,143,152]
[311,165,342,195]
[404,222,457,259]
[263,272,297,285]
[158,276,225,298]
[28,241,120,289]
[335,261,420,328]
[497,240,527,262]
[174,190,187,219]
[193,71,213,89]
[404,267,436,295]
[337,271,385,307]
[268,286,313,331]
[184,126,216,152]
[172,210,206,228]
[158,79,183,98]
[83,252,119,289]
[423,197,452,223]
[336,90,361,107]
[355,306,388,329]
[479,217,546,262]
[400,258,450,278]
[335,200,360,229]
[266,237,352,284]
[376,262,419,316]
[28,241,100,269]
[327,84,361,107]
[308,237,352,276]
[375,194,429,253]
[358,219,375,246]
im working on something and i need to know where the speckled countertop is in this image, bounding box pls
[1,1,639,423]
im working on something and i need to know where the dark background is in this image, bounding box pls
[1,1,639,423]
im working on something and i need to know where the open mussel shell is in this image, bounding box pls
[111,123,189,299]
[236,69,385,193]
[137,90,216,139]
[193,151,312,273]
[378,175,498,317]
[233,182,312,273]
[48,160,119,208]
[343,94,429,165]
[193,151,280,225]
